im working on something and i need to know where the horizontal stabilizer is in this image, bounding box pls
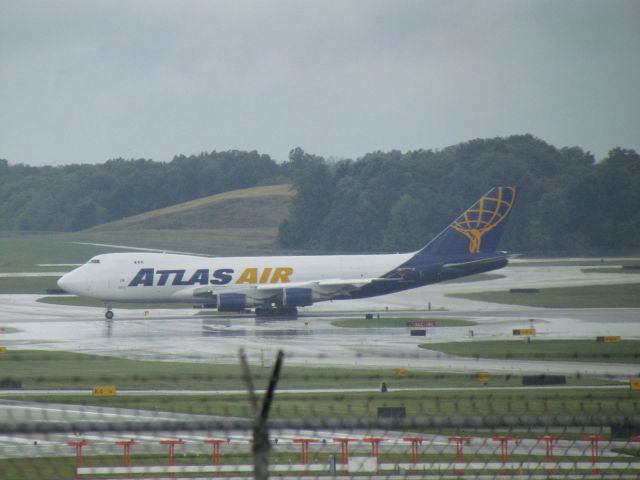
[442,255,508,271]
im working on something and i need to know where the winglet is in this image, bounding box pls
[418,186,517,255]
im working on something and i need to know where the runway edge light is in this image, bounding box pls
[630,379,640,391]
[0,346,7,353]
[513,328,536,336]
[596,336,621,343]
[92,385,117,396]
[394,368,407,379]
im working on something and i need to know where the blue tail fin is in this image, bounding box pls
[418,186,516,255]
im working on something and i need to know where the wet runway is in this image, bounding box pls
[0,261,639,464]
[0,261,638,377]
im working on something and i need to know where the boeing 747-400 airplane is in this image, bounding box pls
[57,186,516,318]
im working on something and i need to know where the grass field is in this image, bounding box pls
[511,259,640,267]
[420,339,640,363]
[0,351,634,478]
[441,273,505,283]
[74,228,288,256]
[6,388,636,420]
[447,282,640,308]
[0,350,615,390]
[0,234,124,272]
[582,267,640,274]
[0,276,60,294]
[0,229,290,274]
[89,184,294,231]
[36,295,193,309]
[331,317,476,328]
[0,183,298,273]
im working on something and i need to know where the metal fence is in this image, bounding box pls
[1,349,639,479]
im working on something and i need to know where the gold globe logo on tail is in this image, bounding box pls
[451,187,516,253]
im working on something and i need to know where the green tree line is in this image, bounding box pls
[278,135,640,254]
[1,135,638,254]
[0,151,284,231]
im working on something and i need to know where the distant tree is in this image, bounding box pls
[277,135,637,255]
[0,150,285,232]
[279,148,335,248]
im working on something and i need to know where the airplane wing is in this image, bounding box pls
[185,277,393,302]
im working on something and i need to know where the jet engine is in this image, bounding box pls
[282,287,313,307]
[217,293,247,311]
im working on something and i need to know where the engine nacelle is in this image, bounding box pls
[217,293,247,312]
[283,287,313,307]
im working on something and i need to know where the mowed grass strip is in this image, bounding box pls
[332,317,476,328]
[0,276,60,294]
[0,350,491,390]
[0,350,272,389]
[68,227,287,257]
[0,234,123,272]
[36,295,193,309]
[510,259,640,267]
[441,273,505,284]
[0,350,613,390]
[582,267,640,274]
[9,388,637,419]
[0,350,375,390]
[420,340,640,363]
[270,389,639,419]
[0,221,290,276]
[447,283,640,308]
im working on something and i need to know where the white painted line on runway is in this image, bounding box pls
[0,384,627,397]
[2,404,177,422]
[74,434,132,443]
[0,435,58,445]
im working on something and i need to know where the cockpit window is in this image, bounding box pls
[89,259,101,264]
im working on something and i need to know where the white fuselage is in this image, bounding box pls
[57,251,414,303]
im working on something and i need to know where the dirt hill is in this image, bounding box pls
[77,184,295,255]
[88,184,295,231]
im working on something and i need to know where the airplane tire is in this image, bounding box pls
[105,310,114,320]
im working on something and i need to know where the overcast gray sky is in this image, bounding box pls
[1,0,639,166]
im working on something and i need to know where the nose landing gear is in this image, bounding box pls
[105,308,114,320]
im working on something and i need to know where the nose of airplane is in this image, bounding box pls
[57,273,71,292]
[57,271,82,294]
